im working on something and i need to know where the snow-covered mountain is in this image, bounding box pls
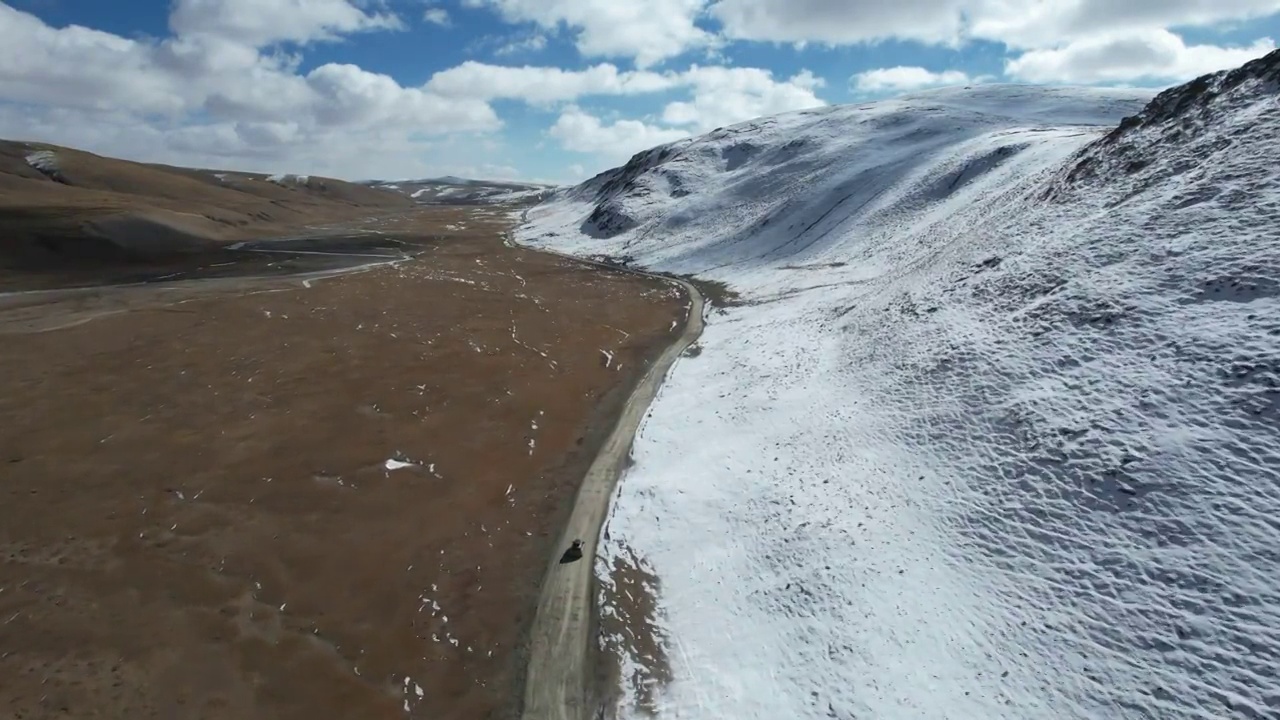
[518,50,1280,720]
[361,176,556,205]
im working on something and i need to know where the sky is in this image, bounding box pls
[0,1,1277,184]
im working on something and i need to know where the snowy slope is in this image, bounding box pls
[518,55,1280,720]
[363,177,556,205]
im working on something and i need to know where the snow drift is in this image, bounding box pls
[518,51,1280,720]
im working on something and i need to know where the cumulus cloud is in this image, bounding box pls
[706,0,1279,90]
[0,2,499,179]
[0,4,497,132]
[549,106,690,156]
[456,162,522,180]
[524,64,824,164]
[421,54,829,163]
[970,0,1280,49]
[0,103,430,180]
[453,0,1280,86]
[661,66,825,131]
[169,0,402,47]
[852,66,972,92]
[428,62,825,132]
[494,33,549,56]
[711,0,966,45]
[306,63,497,128]
[461,0,713,67]
[1005,29,1276,83]
[707,0,1280,50]
[427,62,679,103]
[423,8,451,26]
[0,5,186,116]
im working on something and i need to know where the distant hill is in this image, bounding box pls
[0,140,413,272]
[364,176,557,206]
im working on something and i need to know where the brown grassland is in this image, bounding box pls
[0,151,685,720]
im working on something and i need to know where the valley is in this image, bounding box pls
[0,204,688,720]
[3,28,1279,720]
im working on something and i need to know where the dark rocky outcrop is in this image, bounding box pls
[1048,48,1280,201]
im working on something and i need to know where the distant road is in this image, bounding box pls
[519,248,705,720]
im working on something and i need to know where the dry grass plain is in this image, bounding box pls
[0,206,686,719]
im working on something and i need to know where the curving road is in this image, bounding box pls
[519,257,705,720]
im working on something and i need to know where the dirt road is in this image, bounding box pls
[520,271,705,720]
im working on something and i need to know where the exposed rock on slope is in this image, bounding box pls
[572,143,692,238]
[527,85,1151,272]
[1055,47,1280,201]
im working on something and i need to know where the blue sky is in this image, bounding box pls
[1,0,1277,183]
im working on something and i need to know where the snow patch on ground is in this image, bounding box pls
[25,150,58,174]
[266,173,309,185]
[519,79,1280,720]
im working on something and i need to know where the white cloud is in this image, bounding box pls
[0,3,499,179]
[169,0,402,48]
[852,66,972,92]
[427,62,678,103]
[541,66,824,164]
[711,0,967,46]
[1005,29,1276,83]
[428,62,825,131]
[306,63,497,128]
[0,104,423,180]
[0,5,187,116]
[495,33,548,55]
[549,106,689,157]
[453,162,522,180]
[708,0,1280,53]
[661,66,825,131]
[423,8,451,26]
[462,0,713,67]
[232,120,303,146]
[970,0,1280,49]
[0,2,460,132]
